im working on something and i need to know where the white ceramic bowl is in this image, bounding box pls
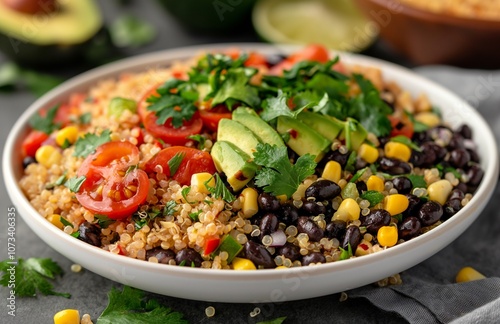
[3,44,498,303]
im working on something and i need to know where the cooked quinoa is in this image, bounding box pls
[19,46,484,270]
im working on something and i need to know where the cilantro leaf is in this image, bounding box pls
[163,200,178,216]
[261,90,309,122]
[181,187,194,204]
[97,286,187,324]
[390,135,422,152]
[350,167,367,183]
[0,258,70,298]
[360,190,385,207]
[168,152,185,175]
[407,174,427,188]
[79,112,92,125]
[59,216,73,228]
[253,143,316,198]
[339,243,353,261]
[187,134,206,150]
[109,15,156,48]
[257,317,287,324]
[205,173,235,203]
[305,73,348,100]
[64,176,86,193]
[211,68,261,108]
[29,105,60,134]
[23,70,63,97]
[45,173,68,189]
[73,130,111,157]
[95,214,115,229]
[188,210,201,222]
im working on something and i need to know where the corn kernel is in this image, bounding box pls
[55,126,79,147]
[53,309,80,324]
[384,142,412,162]
[427,179,453,205]
[333,198,360,221]
[367,175,384,192]
[275,266,288,270]
[322,161,342,183]
[384,194,409,216]
[232,257,256,270]
[276,195,287,204]
[241,188,258,218]
[358,143,379,164]
[35,145,62,168]
[415,112,440,128]
[456,266,486,283]
[48,214,64,229]
[190,172,215,194]
[377,226,398,247]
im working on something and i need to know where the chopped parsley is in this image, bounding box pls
[132,202,177,230]
[407,174,427,188]
[59,216,73,228]
[360,190,385,207]
[64,176,86,193]
[187,134,206,150]
[45,173,67,189]
[181,187,194,204]
[390,135,422,152]
[73,129,111,157]
[163,200,178,216]
[253,143,316,199]
[211,67,261,108]
[167,152,185,175]
[260,90,309,122]
[29,105,60,134]
[0,258,70,298]
[350,167,367,183]
[95,214,115,229]
[79,112,92,124]
[188,210,202,222]
[204,173,235,203]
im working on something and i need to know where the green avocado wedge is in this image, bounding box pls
[232,107,285,147]
[217,118,261,159]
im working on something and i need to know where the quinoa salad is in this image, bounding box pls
[19,45,484,270]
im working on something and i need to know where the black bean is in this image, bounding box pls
[379,157,412,175]
[378,136,391,147]
[305,180,341,201]
[361,209,391,234]
[301,200,327,216]
[447,133,465,150]
[244,241,275,268]
[467,149,480,163]
[325,220,346,240]
[175,248,203,267]
[418,201,443,226]
[457,124,472,139]
[398,217,421,240]
[467,164,484,187]
[297,217,324,242]
[392,177,412,194]
[356,181,367,195]
[323,150,349,168]
[443,198,462,220]
[412,131,430,144]
[258,193,281,211]
[302,252,326,266]
[78,222,101,247]
[355,157,368,171]
[279,203,299,226]
[276,243,301,262]
[341,226,361,251]
[260,213,279,238]
[449,148,470,168]
[449,189,465,201]
[22,156,36,168]
[146,247,175,264]
[415,142,438,166]
[455,182,468,194]
[403,194,422,218]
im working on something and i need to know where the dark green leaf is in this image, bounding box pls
[168,152,185,175]
[350,167,367,183]
[188,211,201,222]
[95,214,115,229]
[360,190,385,207]
[23,70,63,97]
[59,216,73,228]
[73,129,111,157]
[345,151,357,173]
[45,174,67,189]
[64,176,86,193]
[181,187,194,204]
[204,173,235,203]
[390,135,422,152]
[79,112,92,125]
[163,201,177,216]
[211,68,260,108]
[29,105,60,134]
[110,15,156,48]
[261,90,309,122]
[187,134,206,150]
[407,174,427,188]
[393,214,403,222]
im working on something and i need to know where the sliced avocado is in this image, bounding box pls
[217,118,261,158]
[297,111,345,142]
[232,107,285,147]
[341,118,368,151]
[211,141,258,191]
[276,116,331,162]
[0,0,104,66]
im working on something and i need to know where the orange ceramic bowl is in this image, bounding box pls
[353,0,500,68]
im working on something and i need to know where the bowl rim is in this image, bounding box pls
[366,0,500,28]
[2,43,499,296]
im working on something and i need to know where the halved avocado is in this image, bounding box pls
[0,0,103,67]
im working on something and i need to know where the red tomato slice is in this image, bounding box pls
[199,104,232,132]
[145,146,216,186]
[22,130,49,157]
[269,44,329,75]
[76,141,149,220]
[139,85,203,146]
[244,52,268,68]
[203,236,220,255]
[388,115,414,139]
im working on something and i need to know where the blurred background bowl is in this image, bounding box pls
[353,0,500,68]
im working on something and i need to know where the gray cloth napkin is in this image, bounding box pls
[349,67,500,324]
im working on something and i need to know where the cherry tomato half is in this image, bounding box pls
[270,44,329,75]
[139,86,203,146]
[22,130,49,158]
[199,104,232,132]
[76,141,149,220]
[388,115,414,139]
[145,146,216,186]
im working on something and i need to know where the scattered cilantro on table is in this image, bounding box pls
[109,15,156,48]
[0,62,63,97]
[73,129,111,157]
[253,143,316,199]
[0,258,70,298]
[96,286,187,324]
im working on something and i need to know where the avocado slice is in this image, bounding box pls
[217,118,261,159]
[0,0,103,66]
[297,111,345,142]
[232,107,285,147]
[211,141,258,191]
[276,116,331,162]
[341,118,368,151]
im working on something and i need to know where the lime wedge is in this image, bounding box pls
[252,0,377,52]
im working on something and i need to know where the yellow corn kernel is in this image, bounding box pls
[191,172,215,194]
[48,214,64,229]
[355,240,373,256]
[333,198,360,222]
[35,145,62,168]
[275,266,288,270]
[428,179,453,205]
[241,187,259,218]
[415,112,441,128]
[276,195,287,204]
[53,309,80,324]
[456,266,486,283]
[384,142,412,162]
[377,226,398,247]
[367,175,384,192]
[384,194,409,216]
[322,161,342,183]
[358,143,379,164]
[232,257,256,270]
[55,126,79,147]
